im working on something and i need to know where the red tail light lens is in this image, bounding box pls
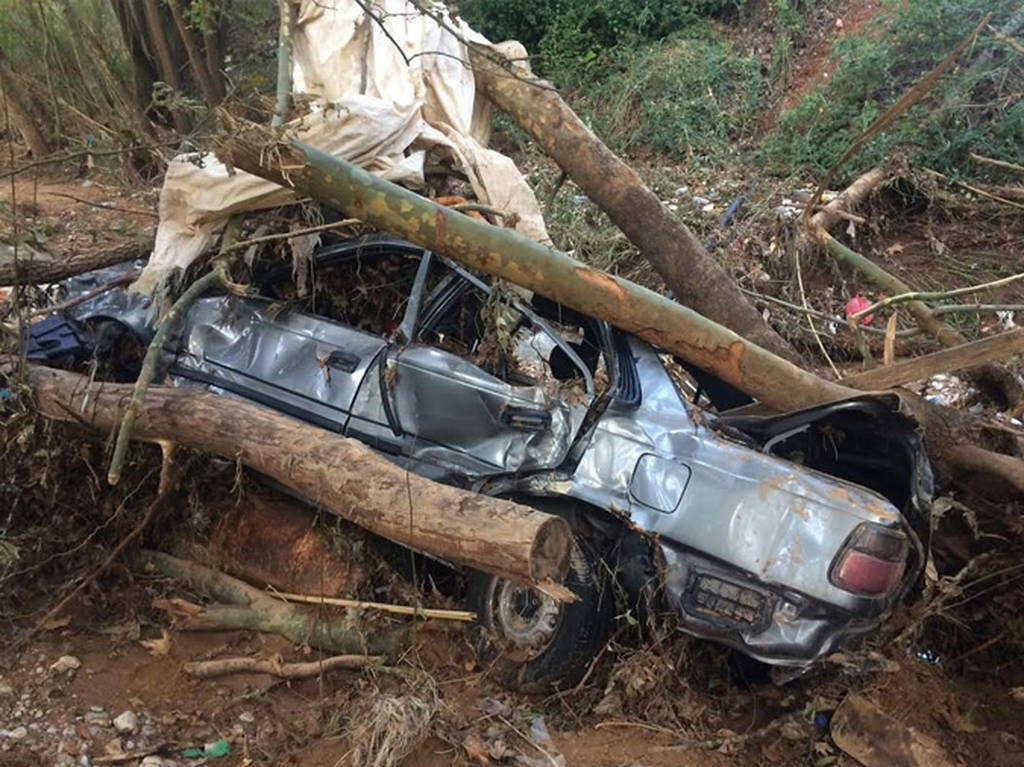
[831,523,908,596]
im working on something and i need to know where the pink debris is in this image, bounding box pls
[845,295,874,325]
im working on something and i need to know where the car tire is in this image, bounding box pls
[466,538,614,693]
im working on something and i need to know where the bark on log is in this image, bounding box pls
[840,329,1024,391]
[466,47,798,363]
[0,229,154,285]
[215,124,856,413]
[24,365,571,587]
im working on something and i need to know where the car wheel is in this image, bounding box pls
[466,539,614,692]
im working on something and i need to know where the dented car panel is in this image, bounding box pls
[25,235,932,669]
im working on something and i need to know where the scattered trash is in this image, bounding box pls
[844,295,875,325]
[181,739,230,759]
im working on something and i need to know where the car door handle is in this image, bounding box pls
[326,350,360,373]
[501,406,552,432]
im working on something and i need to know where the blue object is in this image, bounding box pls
[21,315,92,366]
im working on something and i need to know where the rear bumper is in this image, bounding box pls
[660,541,889,667]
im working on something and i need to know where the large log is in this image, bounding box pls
[213,121,1024,491]
[466,47,798,363]
[21,364,572,588]
[0,229,154,285]
[215,123,856,414]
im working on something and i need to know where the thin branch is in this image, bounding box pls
[0,142,181,182]
[222,218,361,253]
[740,288,920,337]
[26,271,140,318]
[183,654,385,679]
[850,271,1024,324]
[989,24,1024,56]
[924,167,1024,211]
[40,191,159,218]
[970,152,1024,175]
[266,587,475,622]
[802,13,993,222]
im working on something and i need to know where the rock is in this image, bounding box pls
[0,681,13,696]
[50,656,82,673]
[238,711,255,724]
[113,711,138,734]
[85,711,111,727]
[141,757,179,767]
[6,726,28,740]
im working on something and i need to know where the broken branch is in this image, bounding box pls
[268,588,476,622]
[849,271,1024,325]
[183,653,384,679]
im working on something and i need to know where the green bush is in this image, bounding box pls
[560,25,765,162]
[458,0,748,75]
[761,0,1024,179]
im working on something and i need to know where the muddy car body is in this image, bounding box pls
[25,234,932,687]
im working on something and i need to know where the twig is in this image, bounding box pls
[267,587,476,622]
[28,490,172,639]
[795,246,841,377]
[183,654,384,679]
[850,271,1024,324]
[108,217,244,485]
[0,142,181,181]
[222,218,360,253]
[924,167,1024,211]
[802,13,993,222]
[451,203,513,221]
[497,714,562,767]
[26,271,139,318]
[740,288,920,337]
[92,745,175,764]
[934,303,1024,316]
[989,24,1024,56]
[39,191,158,218]
[970,152,1024,175]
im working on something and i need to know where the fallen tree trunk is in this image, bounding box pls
[466,47,798,363]
[840,329,1024,391]
[216,122,855,413]
[22,365,572,588]
[0,229,154,284]
[212,120,1024,490]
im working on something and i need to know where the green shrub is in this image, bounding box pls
[761,0,1024,179]
[458,0,749,75]
[560,25,765,162]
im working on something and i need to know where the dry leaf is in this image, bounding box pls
[883,312,899,366]
[140,629,172,656]
[886,242,904,255]
[462,733,490,764]
[40,614,71,631]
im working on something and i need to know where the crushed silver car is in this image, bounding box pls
[24,234,933,690]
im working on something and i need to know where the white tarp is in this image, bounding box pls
[135,0,547,293]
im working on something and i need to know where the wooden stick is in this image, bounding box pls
[26,271,139,318]
[849,271,1024,324]
[40,191,159,218]
[924,167,1024,212]
[970,152,1024,175]
[183,654,383,679]
[989,25,1024,57]
[839,328,1024,391]
[267,587,476,622]
[221,218,360,253]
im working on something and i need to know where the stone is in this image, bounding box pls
[238,711,255,724]
[85,711,111,727]
[6,726,28,740]
[50,656,82,674]
[113,711,138,734]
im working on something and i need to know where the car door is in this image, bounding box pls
[170,237,429,434]
[382,262,594,478]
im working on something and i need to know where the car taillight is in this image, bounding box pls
[830,523,908,596]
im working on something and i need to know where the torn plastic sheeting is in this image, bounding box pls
[135,0,549,294]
